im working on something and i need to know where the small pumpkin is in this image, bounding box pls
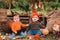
[42,28,49,35]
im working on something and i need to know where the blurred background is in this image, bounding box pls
[0,0,60,16]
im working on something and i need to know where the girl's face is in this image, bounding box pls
[13,15,20,22]
[32,15,39,22]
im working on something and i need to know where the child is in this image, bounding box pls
[27,8,43,39]
[10,14,28,37]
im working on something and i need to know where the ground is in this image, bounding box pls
[3,34,60,40]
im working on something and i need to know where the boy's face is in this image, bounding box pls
[32,15,39,22]
[13,15,20,22]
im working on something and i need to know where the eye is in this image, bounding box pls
[36,17,37,18]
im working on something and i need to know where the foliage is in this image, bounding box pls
[0,1,8,9]
[0,0,60,14]
[0,2,4,8]
[13,0,29,11]
[3,0,12,9]
[44,2,60,11]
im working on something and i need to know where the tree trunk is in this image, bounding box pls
[9,2,11,10]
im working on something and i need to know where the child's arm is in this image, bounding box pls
[21,22,29,27]
[39,22,45,28]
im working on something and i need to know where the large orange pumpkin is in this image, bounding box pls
[42,28,49,35]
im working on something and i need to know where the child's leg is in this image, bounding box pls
[36,29,42,35]
[19,31,25,37]
[10,33,15,37]
[34,29,42,38]
[27,30,33,37]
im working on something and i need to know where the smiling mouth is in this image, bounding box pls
[34,19,36,20]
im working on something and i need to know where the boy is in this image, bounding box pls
[10,14,28,37]
[27,8,43,39]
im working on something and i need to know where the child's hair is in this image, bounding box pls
[13,12,20,21]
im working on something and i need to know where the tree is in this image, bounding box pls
[3,0,12,9]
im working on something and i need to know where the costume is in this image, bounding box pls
[27,8,42,38]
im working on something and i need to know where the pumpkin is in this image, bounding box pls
[42,28,49,35]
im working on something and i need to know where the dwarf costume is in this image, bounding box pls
[27,9,42,38]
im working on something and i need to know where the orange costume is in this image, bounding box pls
[11,21,26,33]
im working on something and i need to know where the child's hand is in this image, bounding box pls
[26,24,29,26]
[40,29,43,32]
[15,31,17,34]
